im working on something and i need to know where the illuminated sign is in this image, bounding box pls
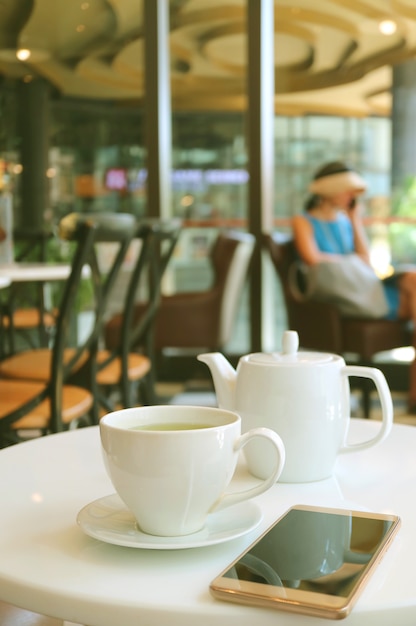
[105,168,249,191]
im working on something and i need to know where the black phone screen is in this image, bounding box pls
[210,505,400,619]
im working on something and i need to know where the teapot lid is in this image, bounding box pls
[247,331,334,365]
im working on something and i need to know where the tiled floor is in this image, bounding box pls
[1,383,414,626]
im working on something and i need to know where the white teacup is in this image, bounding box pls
[100,405,285,537]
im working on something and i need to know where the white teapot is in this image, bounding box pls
[198,330,393,483]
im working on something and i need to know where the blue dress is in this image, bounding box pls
[306,213,399,320]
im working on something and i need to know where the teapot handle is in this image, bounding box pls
[340,365,393,453]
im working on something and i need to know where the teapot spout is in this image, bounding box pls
[197,352,236,411]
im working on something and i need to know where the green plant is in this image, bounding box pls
[389,177,416,264]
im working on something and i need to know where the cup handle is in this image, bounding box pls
[209,428,285,513]
[340,365,393,454]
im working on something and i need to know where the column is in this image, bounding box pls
[247,0,275,351]
[391,60,416,193]
[143,0,172,219]
[16,78,50,230]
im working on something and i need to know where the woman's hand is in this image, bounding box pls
[344,201,371,264]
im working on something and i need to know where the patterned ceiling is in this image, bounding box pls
[1,0,416,116]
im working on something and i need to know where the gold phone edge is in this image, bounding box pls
[209,505,401,621]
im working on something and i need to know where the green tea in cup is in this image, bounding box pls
[100,404,285,537]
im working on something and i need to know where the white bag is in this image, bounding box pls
[289,254,389,318]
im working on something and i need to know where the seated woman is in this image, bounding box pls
[292,160,416,412]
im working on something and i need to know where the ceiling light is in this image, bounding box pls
[379,19,397,35]
[16,48,31,61]
[0,47,51,63]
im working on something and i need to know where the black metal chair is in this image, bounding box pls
[98,219,182,409]
[104,228,254,387]
[0,212,137,442]
[2,229,57,354]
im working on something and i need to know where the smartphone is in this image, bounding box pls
[210,504,401,620]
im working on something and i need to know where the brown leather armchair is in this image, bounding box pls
[104,229,255,369]
[264,231,412,416]
[153,229,255,352]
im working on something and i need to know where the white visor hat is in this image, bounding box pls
[309,166,367,196]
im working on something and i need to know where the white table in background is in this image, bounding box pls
[0,262,72,283]
[0,419,414,626]
[0,276,11,289]
[0,263,72,352]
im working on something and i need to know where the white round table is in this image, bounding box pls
[0,276,11,289]
[0,262,72,282]
[0,419,414,626]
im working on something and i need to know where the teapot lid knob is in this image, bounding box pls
[282,330,299,355]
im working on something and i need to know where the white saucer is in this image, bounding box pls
[77,494,263,550]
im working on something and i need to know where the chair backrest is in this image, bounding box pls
[263,231,344,353]
[114,219,182,360]
[262,231,295,305]
[7,229,55,350]
[213,230,255,346]
[51,212,136,426]
[148,228,255,353]
[263,230,305,325]
[0,218,124,434]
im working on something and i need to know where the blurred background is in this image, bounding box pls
[1,0,416,357]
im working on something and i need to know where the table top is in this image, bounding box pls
[0,275,11,289]
[0,419,414,626]
[0,262,72,282]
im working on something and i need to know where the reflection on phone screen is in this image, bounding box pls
[223,508,394,598]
